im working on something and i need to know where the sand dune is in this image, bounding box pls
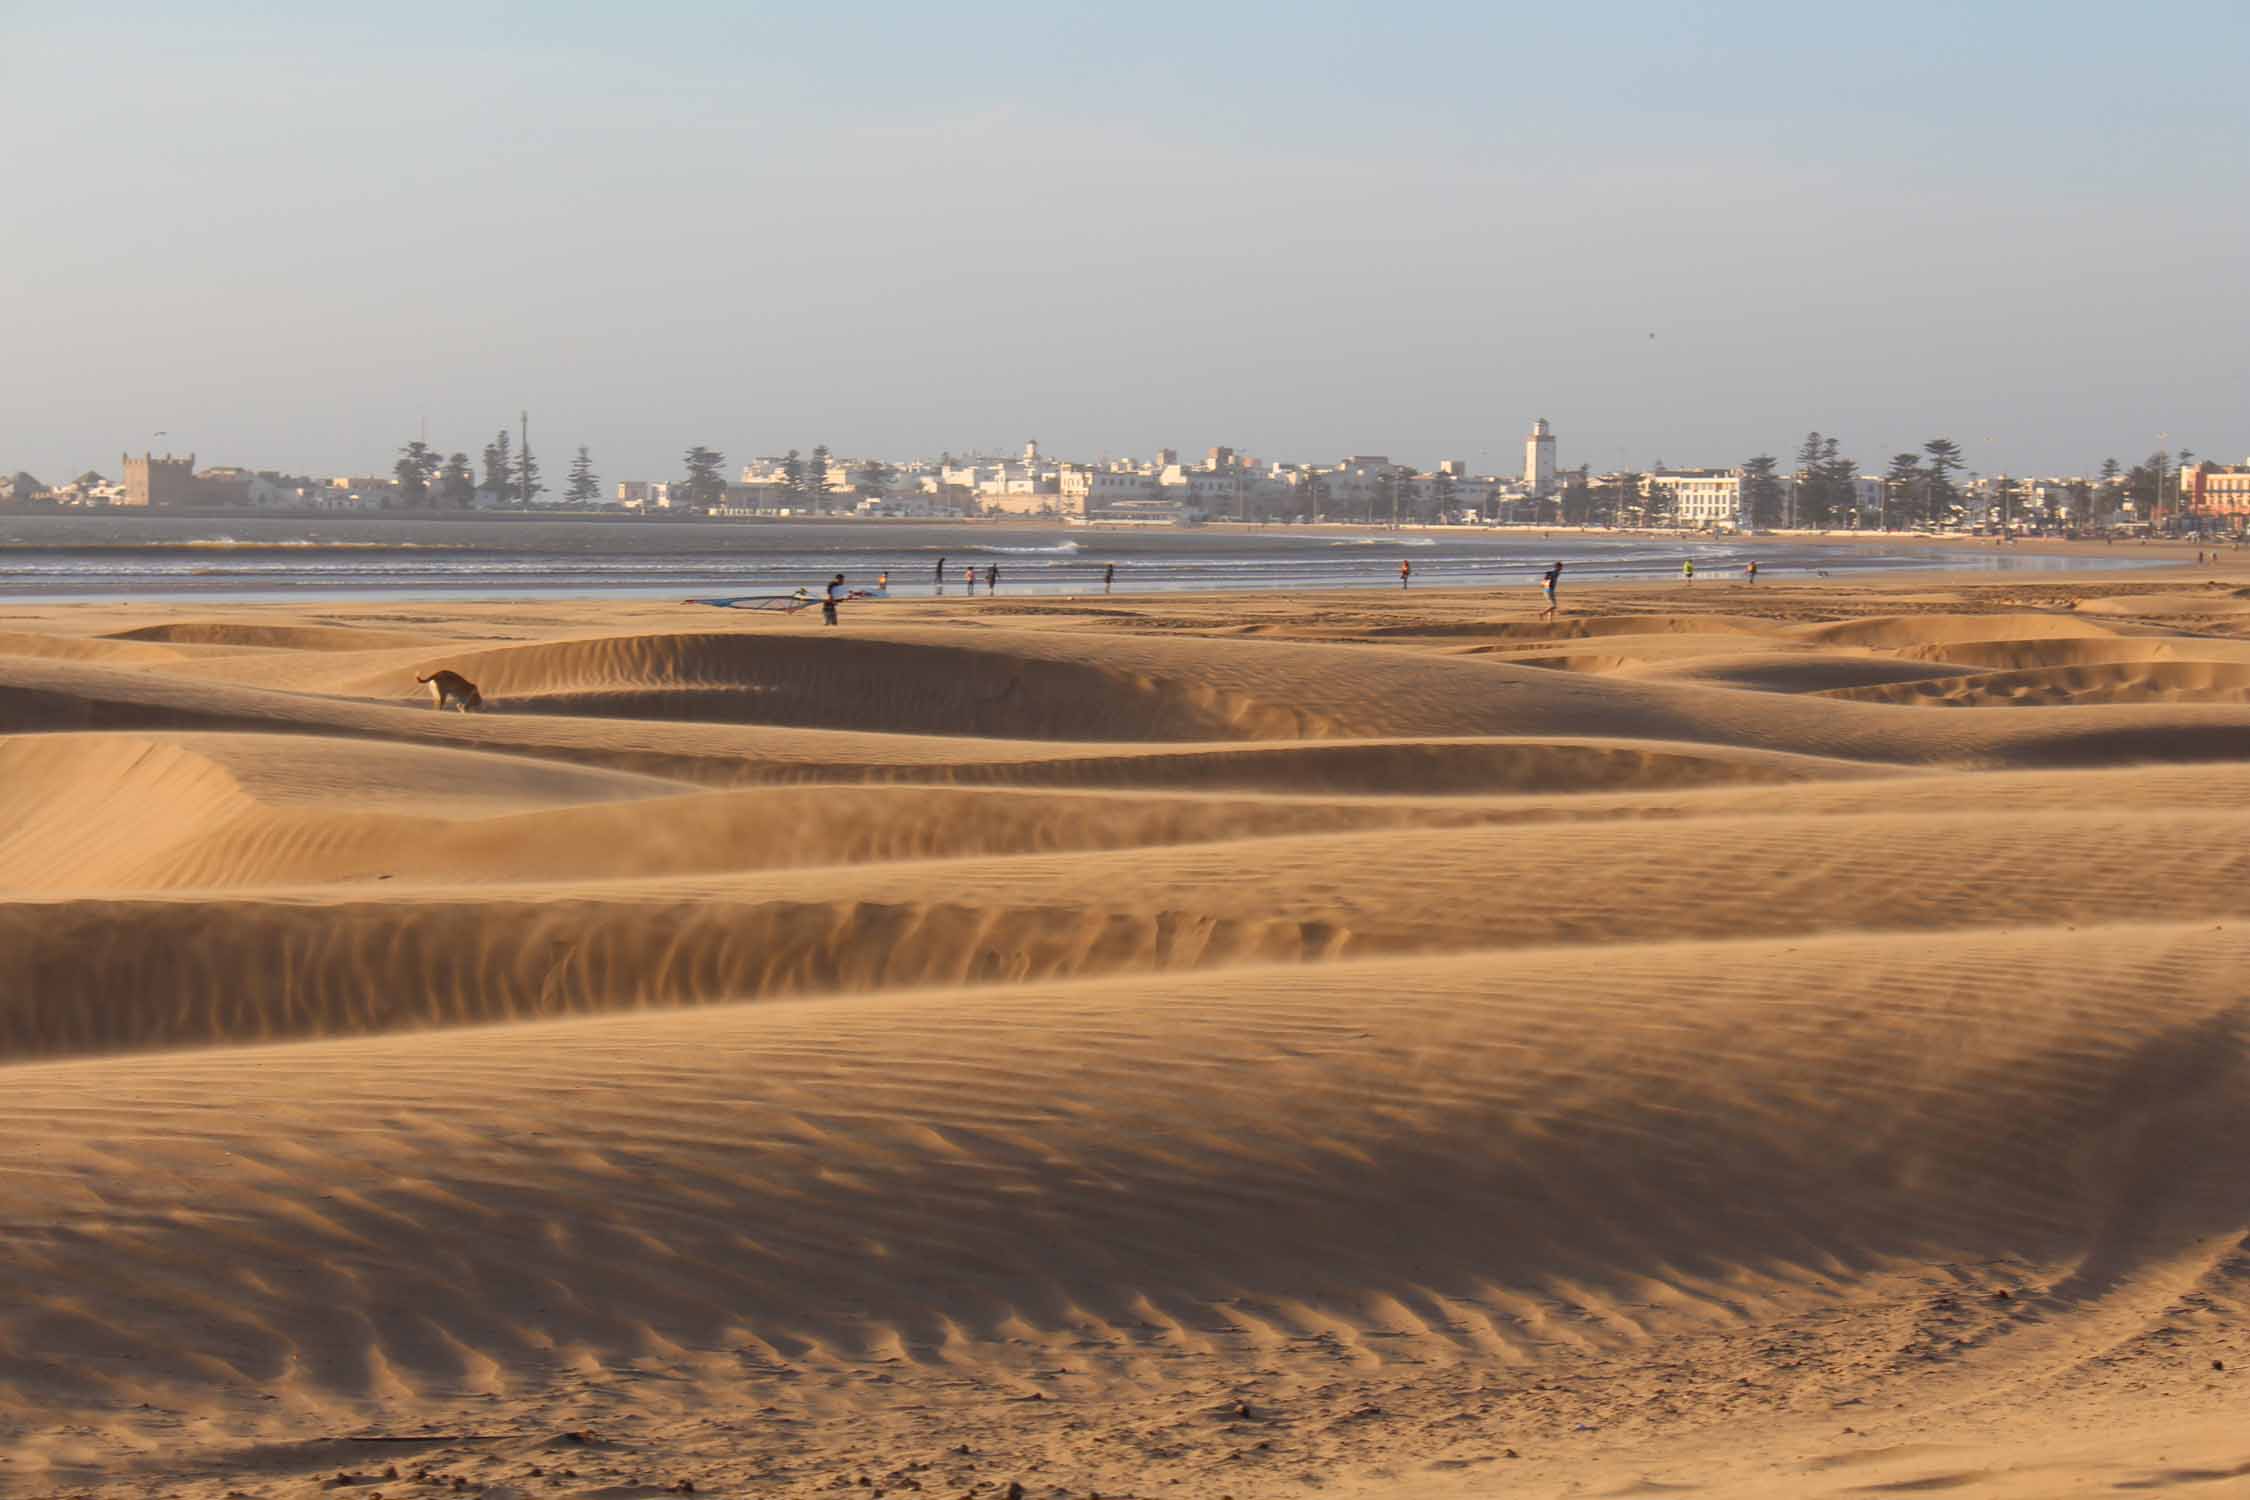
[6,926,2247,1496]
[1827,658,2250,706]
[104,619,442,651]
[14,793,2250,1060]
[7,573,2250,1499]
[1784,610,2123,649]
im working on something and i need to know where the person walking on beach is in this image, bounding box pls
[1745,559,1758,584]
[1104,562,1115,593]
[822,573,846,626]
[1539,561,1562,620]
[1682,559,1695,584]
[877,570,890,594]
[935,555,947,589]
[986,563,999,593]
[1399,559,1412,589]
[964,563,977,593]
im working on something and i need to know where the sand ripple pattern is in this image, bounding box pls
[8,579,2250,1496]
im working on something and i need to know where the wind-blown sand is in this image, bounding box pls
[4,568,2249,1498]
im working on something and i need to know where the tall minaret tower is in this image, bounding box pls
[1525,418,1556,498]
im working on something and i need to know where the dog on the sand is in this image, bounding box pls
[416,669,484,712]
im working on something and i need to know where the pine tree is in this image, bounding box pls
[2094,458,2121,527]
[1611,471,1644,527]
[515,442,544,505]
[1794,433,1828,528]
[1819,437,1858,527]
[806,445,832,508]
[565,446,599,507]
[682,446,726,509]
[780,449,804,499]
[1740,455,1784,529]
[394,440,440,507]
[2125,451,2168,515]
[855,458,892,496]
[1559,471,1593,526]
[438,452,475,508]
[2066,480,2092,528]
[1644,474,1675,527]
[1826,457,1861,527]
[1884,453,1924,528]
[483,431,512,497]
[1922,438,1964,524]
[392,456,426,508]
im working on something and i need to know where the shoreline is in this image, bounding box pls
[0,556,2228,622]
[0,525,2196,607]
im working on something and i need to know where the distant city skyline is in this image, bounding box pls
[5,1,2245,482]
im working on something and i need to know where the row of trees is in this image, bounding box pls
[393,431,600,509]
[1874,438,1966,528]
[1537,435,1961,530]
[678,444,900,510]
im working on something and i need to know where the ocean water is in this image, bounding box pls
[0,514,2146,602]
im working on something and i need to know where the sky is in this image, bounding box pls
[4,0,2247,485]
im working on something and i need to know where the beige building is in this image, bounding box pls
[2184,462,2250,529]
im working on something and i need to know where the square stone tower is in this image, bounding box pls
[122,452,197,508]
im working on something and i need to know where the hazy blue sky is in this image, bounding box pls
[6,1,2246,484]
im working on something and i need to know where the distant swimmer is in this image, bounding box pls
[1682,559,1695,583]
[1539,561,1562,620]
[822,573,846,626]
[1399,559,1412,589]
[1745,559,1759,583]
[416,669,483,712]
[1104,562,1115,593]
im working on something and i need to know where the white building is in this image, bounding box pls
[1644,468,1747,529]
[1409,470,1501,518]
[1061,466,1160,509]
[1525,419,1556,498]
[1314,455,1399,516]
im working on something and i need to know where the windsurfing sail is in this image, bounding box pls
[683,594,813,612]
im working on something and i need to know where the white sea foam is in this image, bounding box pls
[973,540,1084,555]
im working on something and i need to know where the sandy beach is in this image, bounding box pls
[5,562,2250,1499]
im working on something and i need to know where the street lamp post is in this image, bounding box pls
[2158,432,2170,533]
